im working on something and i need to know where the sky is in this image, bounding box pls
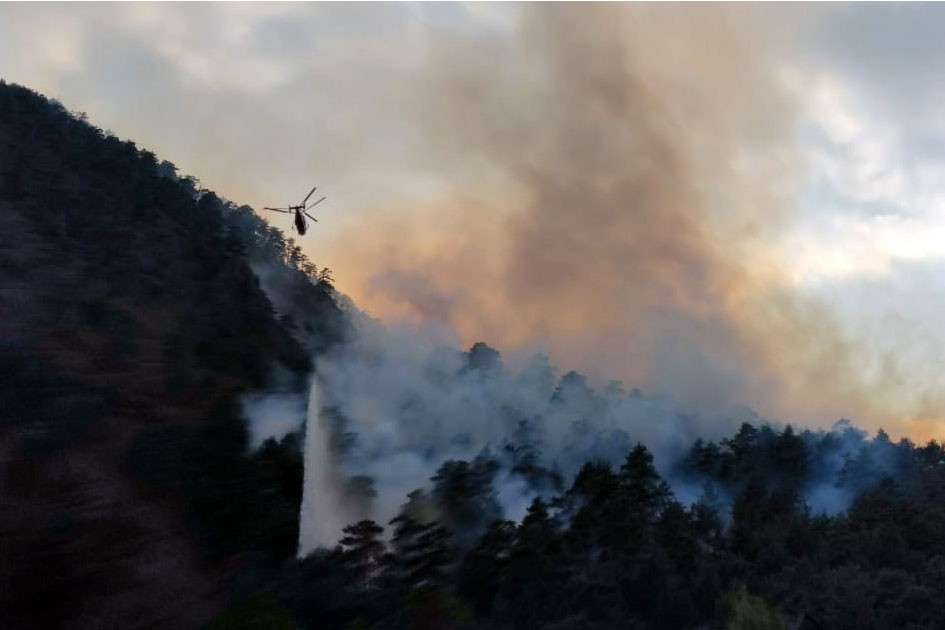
[4,3,945,440]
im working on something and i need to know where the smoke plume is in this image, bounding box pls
[321,4,902,430]
[293,4,901,548]
[8,3,937,434]
[296,311,753,541]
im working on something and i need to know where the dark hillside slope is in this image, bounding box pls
[0,81,343,628]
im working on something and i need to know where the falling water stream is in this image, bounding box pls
[297,377,351,556]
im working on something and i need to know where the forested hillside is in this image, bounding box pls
[294,420,945,630]
[0,80,345,628]
[5,80,945,630]
[270,362,945,630]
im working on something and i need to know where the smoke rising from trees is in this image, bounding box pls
[323,4,913,433]
[295,312,914,548]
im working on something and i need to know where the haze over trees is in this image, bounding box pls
[273,423,945,630]
[3,81,945,630]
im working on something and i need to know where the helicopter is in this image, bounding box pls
[263,185,326,236]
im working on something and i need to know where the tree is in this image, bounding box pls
[723,586,786,630]
[561,461,620,552]
[500,498,568,627]
[620,443,673,521]
[340,520,387,590]
[771,425,809,489]
[390,491,455,590]
[458,520,517,616]
[463,342,503,375]
[431,457,502,548]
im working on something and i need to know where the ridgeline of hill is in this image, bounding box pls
[0,80,346,628]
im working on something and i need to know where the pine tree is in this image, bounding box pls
[389,491,455,590]
[431,457,501,548]
[620,443,673,521]
[339,520,387,590]
[458,520,517,615]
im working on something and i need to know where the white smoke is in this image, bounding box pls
[292,313,913,549]
[300,312,748,535]
[240,392,306,449]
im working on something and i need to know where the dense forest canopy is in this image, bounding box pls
[4,80,945,630]
[276,418,945,630]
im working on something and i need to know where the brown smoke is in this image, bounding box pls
[3,3,936,434]
[322,5,913,430]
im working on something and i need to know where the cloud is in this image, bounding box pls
[0,3,449,225]
[784,71,945,282]
[783,5,945,283]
